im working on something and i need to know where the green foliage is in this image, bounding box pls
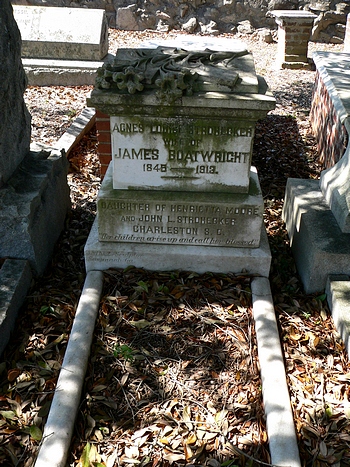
[114,344,134,362]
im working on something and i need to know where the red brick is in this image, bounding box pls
[99,155,112,165]
[97,131,111,142]
[97,142,112,154]
[95,119,111,132]
[96,110,109,119]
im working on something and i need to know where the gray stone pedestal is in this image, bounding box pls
[85,164,272,275]
[283,178,350,294]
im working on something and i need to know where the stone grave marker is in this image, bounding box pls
[0,0,70,275]
[85,39,275,275]
[12,5,109,85]
[268,10,317,69]
[0,0,71,355]
[13,5,109,61]
[0,1,31,187]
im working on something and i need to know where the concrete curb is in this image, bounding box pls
[251,277,301,467]
[34,270,104,467]
[30,107,96,158]
[32,273,302,466]
[56,107,96,157]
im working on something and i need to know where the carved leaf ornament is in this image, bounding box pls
[96,47,248,103]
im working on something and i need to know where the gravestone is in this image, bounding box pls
[0,0,70,275]
[283,51,350,293]
[0,0,71,355]
[13,5,109,60]
[12,5,109,86]
[85,39,275,275]
[0,1,31,187]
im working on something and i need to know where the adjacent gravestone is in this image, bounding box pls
[0,0,70,276]
[85,39,275,275]
[0,1,31,187]
[13,5,109,60]
[12,5,109,86]
[0,0,67,355]
[283,51,350,293]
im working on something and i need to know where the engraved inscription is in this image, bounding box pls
[111,116,254,192]
[98,199,262,248]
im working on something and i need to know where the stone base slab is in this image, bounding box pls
[283,178,350,294]
[0,259,32,356]
[0,148,70,275]
[85,217,271,276]
[278,60,313,70]
[22,55,114,86]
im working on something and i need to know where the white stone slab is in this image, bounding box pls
[139,35,248,52]
[111,115,254,192]
[13,6,108,60]
[98,164,263,247]
[85,217,271,276]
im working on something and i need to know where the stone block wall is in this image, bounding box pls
[10,0,350,41]
[310,71,348,169]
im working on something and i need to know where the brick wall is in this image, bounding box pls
[95,110,112,178]
[310,71,348,169]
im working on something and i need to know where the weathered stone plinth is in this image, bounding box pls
[268,10,316,69]
[85,218,272,275]
[283,178,350,294]
[0,148,70,275]
[85,41,275,275]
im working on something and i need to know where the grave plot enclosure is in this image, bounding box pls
[85,42,275,274]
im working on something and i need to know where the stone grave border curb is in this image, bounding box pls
[251,277,301,467]
[34,270,104,467]
[0,106,96,358]
[30,106,96,157]
[32,274,302,467]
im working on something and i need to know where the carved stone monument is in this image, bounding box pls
[0,0,70,275]
[85,40,275,275]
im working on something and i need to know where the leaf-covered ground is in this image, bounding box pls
[1,30,350,467]
[68,269,268,467]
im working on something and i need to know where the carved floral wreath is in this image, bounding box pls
[96,47,247,103]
